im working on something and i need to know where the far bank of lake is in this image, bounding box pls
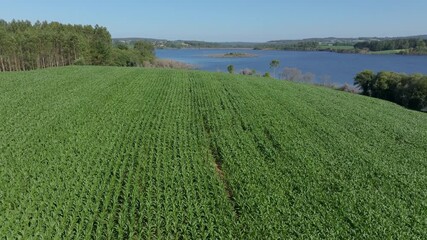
[207,52,257,58]
[156,49,427,85]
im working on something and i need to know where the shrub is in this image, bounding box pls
[354,70,427,111]
[263,72,271,78]
[281,67,315,83]
[240,68,256,76]
[73,58,86,66]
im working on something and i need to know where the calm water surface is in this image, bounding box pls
[156,49,427,85]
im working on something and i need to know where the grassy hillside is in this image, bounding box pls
[1,66,426,239]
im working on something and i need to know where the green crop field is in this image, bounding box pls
[1,66,427,239]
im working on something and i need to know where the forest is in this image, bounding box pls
[0,20,112,71]
[0,19,156,71]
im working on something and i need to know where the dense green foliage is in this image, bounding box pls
[111,41,155,67]
[0,19,158,71]
[355,70,427,111]
[0,19,112,71]
[1,66,427,238]
[281,41,319,50]
[354,39,427,54]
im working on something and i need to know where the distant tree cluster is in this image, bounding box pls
[0,19,112,71]
[111,41,155,67]
[354,39,427,53]
[282,41,319,51]
[355,70,427,111]
[253,41,320,51]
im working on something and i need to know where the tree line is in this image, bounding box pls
[254,41,320,51]
[355,70,427,111]
[265,39,427,54]
[354,39,427,54]
[0,19,157,72]
[0,19,113,71]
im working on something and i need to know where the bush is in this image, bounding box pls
[336,83,358,93]
[240,68,256,76]
[73,58,86,66]
[263,72,271,78]
[144,59,194,69]
[227,65,234,74]
[354,70,427,111]
[281,67,314,83]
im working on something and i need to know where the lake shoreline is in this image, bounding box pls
[156,47,427,56]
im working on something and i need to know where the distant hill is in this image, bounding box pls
[269,35,427,44]
[113,35,427,49]
[113,38,260,49]
[114,37,168,42]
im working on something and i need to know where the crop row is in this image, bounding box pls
[1,66,426,238]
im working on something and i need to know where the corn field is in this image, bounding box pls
[1,66,427,238]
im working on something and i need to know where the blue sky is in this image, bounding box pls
[1,0,426,41]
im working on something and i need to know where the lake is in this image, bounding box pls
[156,49,427,85]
